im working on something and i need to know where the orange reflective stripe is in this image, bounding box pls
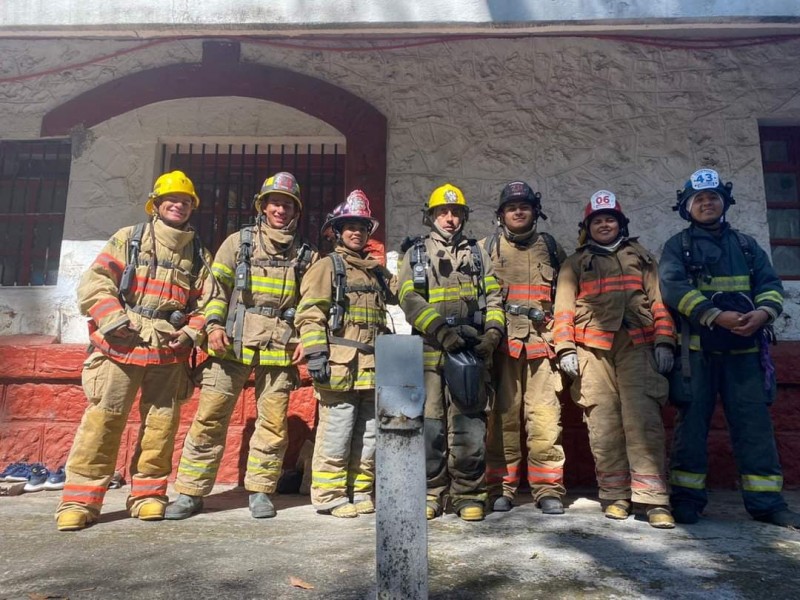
[596,470,630,488]
[627,327,655,345]
[575,328,614,350]
[95,252,124,279]
[553,311,575,344]
[577,275,643,298]
[133,276,190,306]
[89,297,124,321]
[501,339,524,359]
[527,466,564,485]
[62,484,107,505]
[486,465,520,486]
[507,284,551,302]
[631,472,667,493]
[524,342,551,360]
[130,477,169,497]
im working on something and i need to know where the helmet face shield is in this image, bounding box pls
[328,189,379,236]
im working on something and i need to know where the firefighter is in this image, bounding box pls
[295,190,396,517]
[481,181,568,515]
[398,183,505,522]
[660,168,800,527]
[553,191,676,529]
[166,172,318,520]
[55,170,212,531]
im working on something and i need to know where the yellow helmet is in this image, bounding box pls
[145,170,200,216]
[427,183,468,212]
[253,172,302,213]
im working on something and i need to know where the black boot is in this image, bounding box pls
[164,494,203,520]
[755,509,800,528]
[538,496,565,515]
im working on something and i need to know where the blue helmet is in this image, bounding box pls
[674,168,734,221]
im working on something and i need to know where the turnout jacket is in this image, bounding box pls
[295,245,397,391]
[481,231,567,360]
[78,218,212,366]
[204,222,319,366]
[658,223,784,352]
[554,239,675,355]
[398,230,505,370]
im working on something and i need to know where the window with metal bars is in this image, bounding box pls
[0,139,70,286]
[760,126,800,279]
[161,141,346,255]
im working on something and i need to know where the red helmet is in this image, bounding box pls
[328,189,379,235]
[579,190,630,243]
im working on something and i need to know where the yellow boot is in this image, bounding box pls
[354,499,375,514]
[426,495,441,520]
[331,503,358,518]
[137,499,165,521]
[458,504,485,522]
[604,500,632,520]
[56,510,88,532]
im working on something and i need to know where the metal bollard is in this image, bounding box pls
[375,334,428,600]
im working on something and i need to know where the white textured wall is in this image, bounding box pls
[1,36,800,339]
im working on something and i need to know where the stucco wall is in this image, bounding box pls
[1,35,800,340]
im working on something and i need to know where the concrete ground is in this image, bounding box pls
[0,487,799,600]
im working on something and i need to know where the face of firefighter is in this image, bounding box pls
[156,194,194,228]
[588,213,620,245]
[432,205,465,233]
[689,191,724,224]
[502,201,535,233]
[338,220,370,252]
[264,195,298,228]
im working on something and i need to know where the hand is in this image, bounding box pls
[474,329,503,358]
[654,345,674,374]
[291,343,305,366]
[208,329,231,353]
[167,331,193,350]
[306,353,330,384]
[731,310,770,337]
[558,352,579,378]
[714,311,744,331]
[107,322,140,341]
[436,326,466,352]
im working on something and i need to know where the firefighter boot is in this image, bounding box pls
[56,510,89,532]
[458,502,485,522]
[249,493,277,519]
[647,506,676,529]
[755,509,800,528]
[426,495,442,520]
[672,504,700,525]
[493,496,513,512]
[604,499,632,520]
[538,496,565,515]
[137,499,165,521]
[164,494,204,520]
[354,498,375,514]
[331,503,358,518]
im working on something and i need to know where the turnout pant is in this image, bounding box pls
[57,355,184,520]
[670,351,787,519]
[175,358,295,496]
[572,330,670,506]
[311,389,376,511]
[486,352,565,502]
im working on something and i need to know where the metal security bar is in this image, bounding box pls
[0,139,70,286]
[161,141,346,254]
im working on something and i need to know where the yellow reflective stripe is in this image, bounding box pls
[414,308,439,332]
[428,284,477,303]
[669,469,706,490]
[678,290,707,316]
[424,350,442,368]
[354,371,375,389]
[204,299,228,320]
[349,306,386,322]
[315,374,351,391]
[399,280,416,303]
[484,276,501,293]
[485,309,505,326]
[301,330,328,346]
[351,474,374,491]
[206,345,291,365]
[178,458,217,477]
[698,276,750,292]
[755,290,783,305]
[297,297,331,312]
[312,471,348,488]
[246,456,282,475]
[741,474,783,492]
[212,262,235,286]
[250,276,295,295]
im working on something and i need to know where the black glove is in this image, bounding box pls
[306,352,330,384]
[435,326,466,352]
[474,328,503,359]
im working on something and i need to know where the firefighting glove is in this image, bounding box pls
[654,345,675,374]
[474,328,503,359]
[435,326,466,352]
[306,352,331,384]
[558,352,579,378]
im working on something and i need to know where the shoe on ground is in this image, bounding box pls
[755,509,800,528]
[538,496,565,515]
[330,503,358,518]
[604,499,632,520]
[164,493,204,520]
[108,471,124,489]
[43,466,66,491]
[249,492,277,519]
[458,504,485,522]
[647,506,676,529]
[2,462,33,483]
[354,498,375,514]
[23,465,50,492]
[492,496,513,512]
[57,510,88,532]
[138,499,165,521]
[672,504,700,524]
[426,495,442,520]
